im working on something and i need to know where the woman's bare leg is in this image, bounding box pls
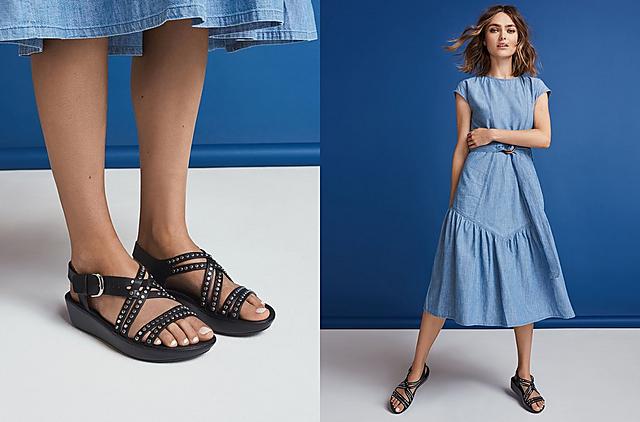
[131,18,269,321]
[31,37,213,347]
[390,311,446,412]
[513,323,545,411]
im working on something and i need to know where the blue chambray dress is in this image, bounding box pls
[0,0,317,56]
[424,74,576,328]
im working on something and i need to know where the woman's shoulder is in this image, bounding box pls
[453,75,478,101]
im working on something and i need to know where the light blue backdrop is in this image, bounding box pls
[321,0,640,328]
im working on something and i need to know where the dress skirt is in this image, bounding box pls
[424,141,576,327]
[0,0,317,56]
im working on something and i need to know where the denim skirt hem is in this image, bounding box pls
[423,206,576,328]
[0,1,317,56]
[426,308,576,328]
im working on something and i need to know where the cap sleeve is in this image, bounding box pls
[534,78,551,101]
[453,79,468,101]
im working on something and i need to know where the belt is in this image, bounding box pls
[469,141,530,154]
[469,142,560,279]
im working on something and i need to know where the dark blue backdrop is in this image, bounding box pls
[0,0,319,170]
[321,0,640,328]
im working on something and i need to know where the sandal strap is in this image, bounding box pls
[132,242,254,318]
[115,265,152,337]
[167,250,211,266]
[525,395,545,406]
[208,258,226,311]
[134,304,197,344]
[228,288,254,320]
[217,286,243,316]
[391,390,411,409]
[68,261,152,309]
[218,286,252,319]
[400,382,415,402]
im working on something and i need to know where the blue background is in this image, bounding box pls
[0,0,319,170]
[321,0,640,328]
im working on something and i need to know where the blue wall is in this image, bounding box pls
[0,0,319,170]
[321,0,640,328]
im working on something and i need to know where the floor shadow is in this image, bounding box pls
[321,329,511,408]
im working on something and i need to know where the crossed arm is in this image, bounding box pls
[464,91,552,149]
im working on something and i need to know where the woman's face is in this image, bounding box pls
[484,12,518,58]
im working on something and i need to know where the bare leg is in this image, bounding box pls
[131,18,269,321]
[513,323,545,411]
[390,311,446,412]
[31,37,213,347]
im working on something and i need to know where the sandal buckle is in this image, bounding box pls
[87,273,104,297]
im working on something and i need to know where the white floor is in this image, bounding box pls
[321,328,637,421]
[0,166,319,422]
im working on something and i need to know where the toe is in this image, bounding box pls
[247,293,265,308]
[186,315,214,342]
[167,322,189,346]
[177,319,199,344]
[159,330,178,348]
[240,294,270,321]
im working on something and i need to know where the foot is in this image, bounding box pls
[515,369,545,412]
[136,235,270,321]
[69,252,215,347]
[389,364,425,413]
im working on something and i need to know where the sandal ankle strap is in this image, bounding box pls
[68,262,149,298]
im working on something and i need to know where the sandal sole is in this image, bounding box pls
[168,290,275,336]
[65,292,215,362]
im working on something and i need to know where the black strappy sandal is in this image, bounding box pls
[132,241,275,336]
[388,364,431,414]
[65,261,215,362]
[510,371,546,413]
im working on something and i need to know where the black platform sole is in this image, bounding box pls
[65,292,215,362]
[168,290,276,336]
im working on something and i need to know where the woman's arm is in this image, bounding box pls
[491,93,552,148]
[449,92,472,207]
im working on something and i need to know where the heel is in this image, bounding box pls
[65,293,93,333]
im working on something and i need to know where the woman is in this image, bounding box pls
[388,5,574,414]
[0,1,316,362]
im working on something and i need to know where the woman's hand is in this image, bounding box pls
[466,128,495,149]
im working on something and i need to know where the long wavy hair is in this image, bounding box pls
[444,5,540,77]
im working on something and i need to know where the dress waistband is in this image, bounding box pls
[469,142,532,154]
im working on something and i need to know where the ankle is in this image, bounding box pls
[516,368,531,380]
[409,363,425,379]
[137,228,197,258]
[70,242,136,276]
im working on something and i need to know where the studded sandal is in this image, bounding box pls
[388,364,430,414]
[510,371,546,413]
[132,242,275,336]
[65,261,216,362]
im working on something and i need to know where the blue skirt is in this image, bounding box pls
[0,0,317,56]
[424,142,576,327]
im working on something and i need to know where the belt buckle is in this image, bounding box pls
[502,145,516,154]
[87,273,104,297]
